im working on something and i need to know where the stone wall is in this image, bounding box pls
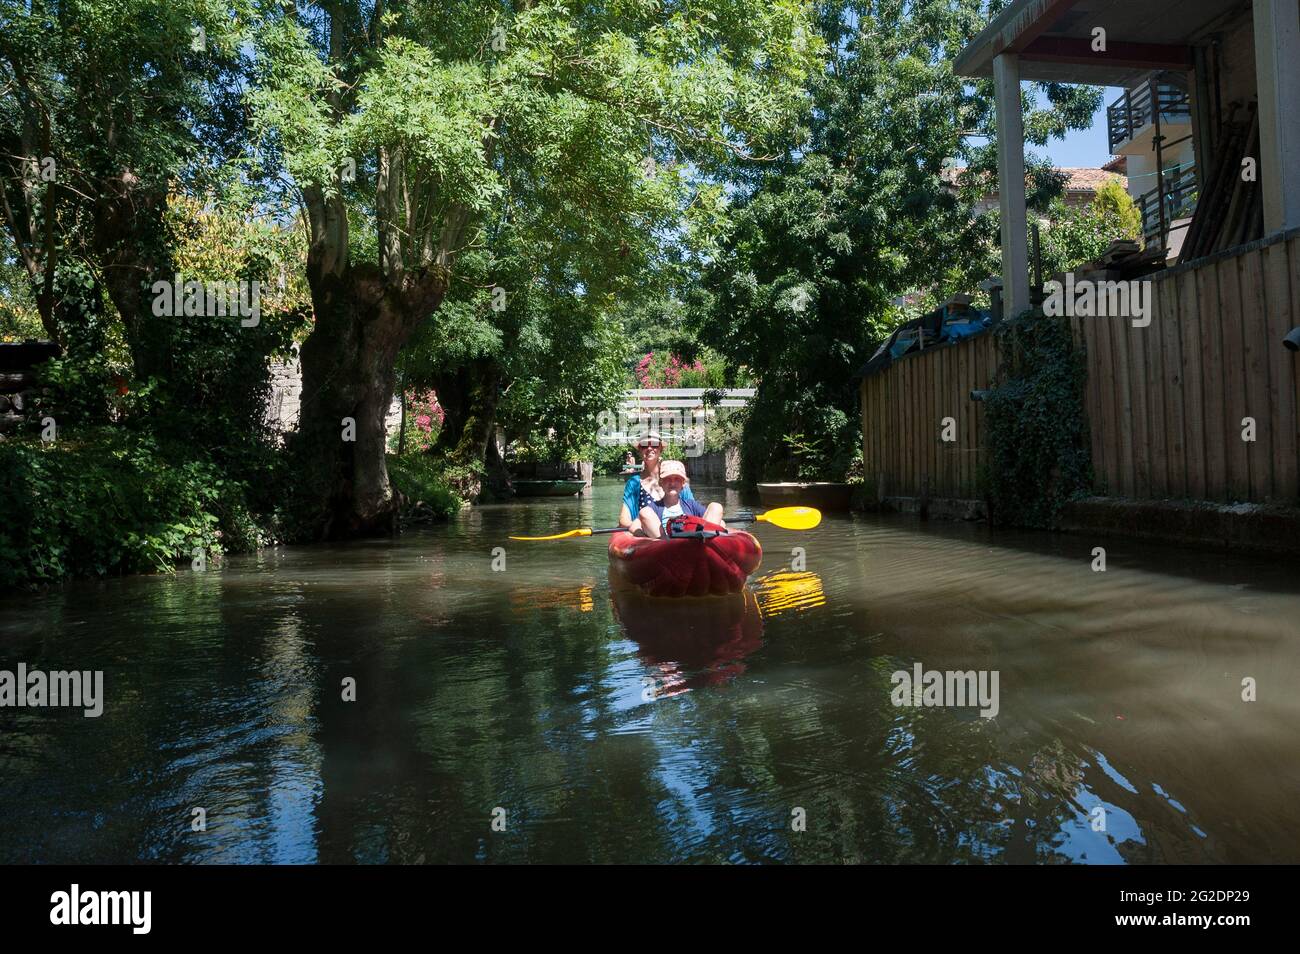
[686,446,741,484]
[266,356,402,441]
[0,341,60,439]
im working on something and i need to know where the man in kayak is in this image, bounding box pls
[634,460,726,539]
[618,431,699,529]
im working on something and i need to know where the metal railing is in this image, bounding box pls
[1107,80,1191,152]
[1138,160,1197,247]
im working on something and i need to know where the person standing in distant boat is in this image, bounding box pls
[618,431,697,530]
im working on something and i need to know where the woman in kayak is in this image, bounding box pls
[635,460,726,539]
[618,431,698,530]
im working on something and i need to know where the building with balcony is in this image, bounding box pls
[1107,75,1196,256]
[859,0,1300,551]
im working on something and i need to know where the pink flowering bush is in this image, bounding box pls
[390,389,445,455]
[634,352,706,388]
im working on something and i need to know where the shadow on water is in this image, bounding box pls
[1,478,1298,863]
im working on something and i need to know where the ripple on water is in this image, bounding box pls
[2,488,1299,863]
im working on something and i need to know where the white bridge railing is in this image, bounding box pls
[620,388,755,410]
[600,389,754,452]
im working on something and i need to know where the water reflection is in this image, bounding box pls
[1,481,1298,863]
[753,570,826,617]
[610,580,764,695]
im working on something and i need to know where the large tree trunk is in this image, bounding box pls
[428,358,502,498]
[449,360,502,467]
[293,265,436,538]
[293,260,446,538]
[290,111,464,537]
[94,173,172,381]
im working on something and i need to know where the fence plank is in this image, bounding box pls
[927,348,937,499]
[1077,316,1106,494]
[1113,308,1136,496]
[1102,310,1123,496]
[1239,247,1273,501]
[942,347,954,496]
[1197,261,1227,500]
[1127,296,1151,498]
[1162,271,1188,498]
[1145,293,1168,497]
[1284,236,1300,501]
[1218,255,1250,502]
[906,353,916,496]
[1177,270,1207,500]
[866,377,876,484]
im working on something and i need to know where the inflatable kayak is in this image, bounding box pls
[607,529,762,597]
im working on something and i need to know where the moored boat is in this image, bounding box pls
[512,479,589,497]
[756,481,854,511]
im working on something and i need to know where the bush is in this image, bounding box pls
[386,454,466,521]
[983,310,1092,528]
[0,428,278,588]
[1040,178,1142,277]
[387,389,445,456]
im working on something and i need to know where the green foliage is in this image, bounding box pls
[248,0,819,503]
[1039,177,1142,277]
[386,454,466,522]
[0,0,252,352]
[388,390,444,456]
[0,429,278,589]
[982,311,1092,529]
[692,1,1101,484]
[493,300,630,462]
[0,255,43,341]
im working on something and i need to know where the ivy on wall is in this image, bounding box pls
[982,310,1093,528]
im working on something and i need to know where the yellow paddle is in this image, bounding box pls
[508,506,822,541]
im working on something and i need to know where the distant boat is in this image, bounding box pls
[513,479,589,497]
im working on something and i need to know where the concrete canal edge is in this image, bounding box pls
[1058,497,1300,558]
[862,494,1300,557]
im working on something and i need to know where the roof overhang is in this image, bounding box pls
[953,0,1243,85]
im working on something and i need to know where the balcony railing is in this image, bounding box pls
[1107,80,1191,152]
[1138,160,1197,249]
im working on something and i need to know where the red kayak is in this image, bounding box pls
[608,529,762,598]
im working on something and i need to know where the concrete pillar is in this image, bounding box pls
[993,53,1030,316]
[1254,0,1300,233]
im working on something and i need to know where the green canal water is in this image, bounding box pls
[2,478,1298,863]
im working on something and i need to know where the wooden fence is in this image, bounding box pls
[860,227,1300,507]
[859,331,997,503]
[1073,228,1300,504]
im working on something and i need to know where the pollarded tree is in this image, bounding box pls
[249,0,818,537]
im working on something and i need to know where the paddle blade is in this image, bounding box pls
[508,528,594,541]
[755,506,822,530]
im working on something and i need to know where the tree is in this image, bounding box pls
[1039,176,1142,277]
[691,0,1101,481]
[0,0,249,380]
[248,0,818,537]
